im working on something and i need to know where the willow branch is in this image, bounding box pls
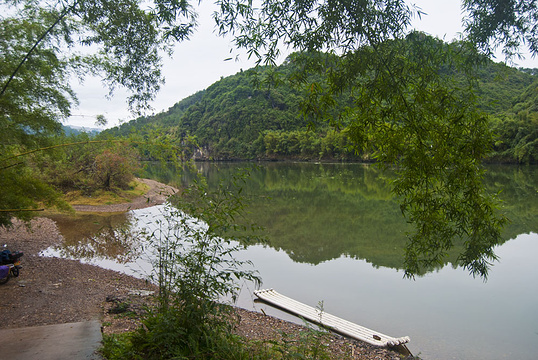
[1,138,184,168]
[0,140,124,165]
[0,1,78,98]
[0,162,24,172]
[0,209,44,212]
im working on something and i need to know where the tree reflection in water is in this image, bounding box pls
[46,164,537,277]
[47,212,143,264]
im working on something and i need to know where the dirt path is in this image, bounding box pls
[0,179,407,359]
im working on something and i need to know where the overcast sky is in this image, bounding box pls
[67,0,538,129]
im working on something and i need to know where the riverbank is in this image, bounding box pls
[69,178,178,212]
[0,179,409,359]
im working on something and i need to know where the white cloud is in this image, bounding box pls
[68,1,260,129]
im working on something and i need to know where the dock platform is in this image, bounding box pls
[254,289,410,350]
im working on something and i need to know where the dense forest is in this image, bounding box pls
[103,49,538,164]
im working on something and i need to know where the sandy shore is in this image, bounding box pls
[0,179,408,359]
[71,178,178,212]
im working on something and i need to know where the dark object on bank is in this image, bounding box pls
[0,249,23,285]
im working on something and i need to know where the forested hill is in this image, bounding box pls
[103,53,538,164]
[105,66,313,159]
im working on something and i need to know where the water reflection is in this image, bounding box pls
[483,165,538,238]
[80,162,537,274]
[46,212,144,264]
[166,162,538,273]
[44,163,538,276]
[41,163,538,360]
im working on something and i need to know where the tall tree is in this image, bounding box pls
[0,0,196,225]
[1,0,536,277]
[463,0,538,59]
[212,0,536,278]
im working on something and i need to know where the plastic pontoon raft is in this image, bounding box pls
[254,289,411,352]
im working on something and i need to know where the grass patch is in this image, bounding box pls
[100,322,338,360]
[65,180,150,206]
[100,333,134,360]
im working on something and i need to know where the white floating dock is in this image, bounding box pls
[254,289,410,348]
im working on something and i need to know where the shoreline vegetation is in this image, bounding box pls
[67,178,177,213]
[103,54,538,166]
[1,178,412,359]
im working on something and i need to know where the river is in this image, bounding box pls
[43,162,538,359]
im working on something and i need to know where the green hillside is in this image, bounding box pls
[103,50,538,164]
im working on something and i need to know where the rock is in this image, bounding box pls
[128,289,154,296]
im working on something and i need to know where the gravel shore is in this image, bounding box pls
[0,179,410,359]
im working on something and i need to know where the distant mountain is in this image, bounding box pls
[63,125,102,136]
[102,49,538,164]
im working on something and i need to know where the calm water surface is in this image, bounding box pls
[43,163,538,360]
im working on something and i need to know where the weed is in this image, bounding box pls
[108,302,130,315]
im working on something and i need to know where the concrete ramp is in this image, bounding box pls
[0,321,102,359]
